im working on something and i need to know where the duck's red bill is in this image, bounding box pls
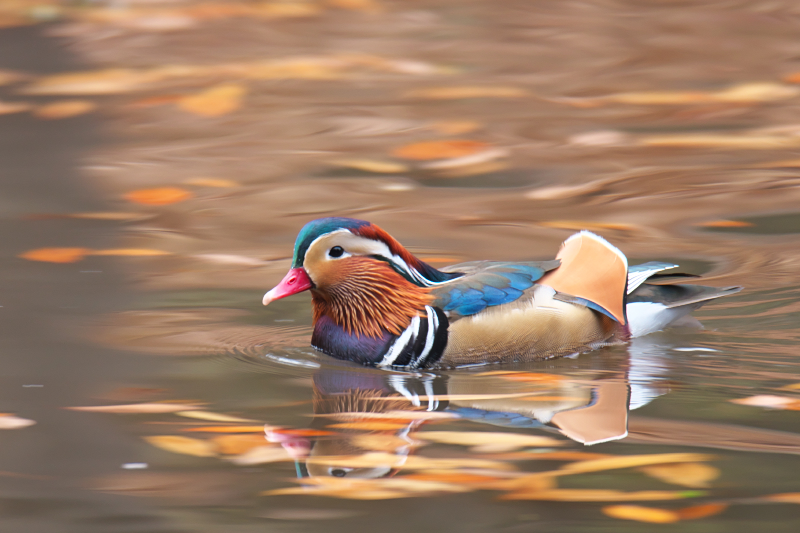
[262,267,313,305]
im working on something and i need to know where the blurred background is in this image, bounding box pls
[2,1,800,532]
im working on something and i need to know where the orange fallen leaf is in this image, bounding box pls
[145,435,216,457]
[603,505,679,523]
[329,421,410,431]
[413,431,562,451]
[392,140,491,161]
[561,453,715,475]
[177,83,246,117]
[502,372,564,383]
[211,434,268,455]
[124,187,193,205]
[696,220,754,228]
[676,503,728,520]
[34,100,95,119]
[19,247,91,263]
[639,462,720,488]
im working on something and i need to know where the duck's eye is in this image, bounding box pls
[328,246,344,258]
[330,468,347,477]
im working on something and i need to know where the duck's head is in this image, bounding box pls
[262,217,458,338]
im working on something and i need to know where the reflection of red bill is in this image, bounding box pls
[262,267,313,305]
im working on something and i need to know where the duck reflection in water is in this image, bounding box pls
[266,339,672,478]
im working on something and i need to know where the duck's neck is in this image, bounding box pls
[311,260,433,339]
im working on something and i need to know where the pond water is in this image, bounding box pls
[2,2,800,531]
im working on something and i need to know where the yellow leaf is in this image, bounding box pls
[392,140,491,161]
[330,159,408,173]
[177,84,246,117]
[34,100,95,119]
[90,249,171,257]
[603,505,679,523]
[19,247,91,263]
[124,187,193,205]
[24,68,168,95]
[414,431,562,451]
[561,453,715,475]
[763,492,800,504]
[430,120,481,135]
[639,462,720,488]
[183,177,239,187]
[211,434,268,455]
[504,489,699,502]
[306,452,511,471]
[407,86,528,100]
[68,402,200,413]
[606,83,798,105]
[329,421,410,431]
[779,383,800,391]
[176,411,257,423]
[0,100,32,115]
[501,372,564,383]
[226,445,291,465]
[695,220,754,228]
[69,212,147,221]
[144,435,216,457]
[263,477,471,499]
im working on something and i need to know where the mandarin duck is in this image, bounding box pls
[262,217,741,369]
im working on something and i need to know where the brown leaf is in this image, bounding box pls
[144,435,217,457]
[124,187,193,206]
[392,140,491,161]
[177,84,246,117]
[639,462,720,488]
[68,402,200,413]
[603,505,680,523]
[34,100,96,119]
[19,247,91,263]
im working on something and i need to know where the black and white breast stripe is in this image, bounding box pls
[377,306,448,369]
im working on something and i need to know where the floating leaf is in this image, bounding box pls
[124,187,193,205]
[183,177,239,187]
[68,402,200,413]
[19,247,91,263]
[639,462,720,488]
[329,421,410,431]
[419,147,508,170]
[322,410,457,421]
[34,100,95,119]
[211,434,269,455]
[414,431,562,452]
[264,477,471,499]
[503,489,702,502]
[501,372,565,383]
[177,84,246,117]
[330,159,408,173]
[603,505,679,523]
[676,503,728,520]
[561,453,714,475]
[640,133,800,149]
[780,383,800,391]
[0,100,32,115]
[407,86,528,100]
[175,411,256,423]
[430,120,481,135]
[144,435,216,457]
[730,395,800,410]
[763,493,800,503]
[0,414,36,429]
[306,452,511,471]
[392,140,491,161]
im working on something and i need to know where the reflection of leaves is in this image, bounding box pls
[0,414,36,429]
[124,187,193,205]
[407,86,528,99]
[413,431,562,452]
[145,435,217,457]
[731,395,800,410]
[264,476,472,499]
[19,247,91,263]
[184,177,239,188]
[226,445,291,465]
[306,452,512,471]
[639,462,720,488]
[764,493,800,503]
[330,159,408,173]
[503,489,704,502]
[562,453,715,475]
[603,503,726,523]
[33,100,95,119]
[0,100,32,115]
[177,84,245,117]
[175,411,257,423]
[68,402,201,413]
[184,425,267,433]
